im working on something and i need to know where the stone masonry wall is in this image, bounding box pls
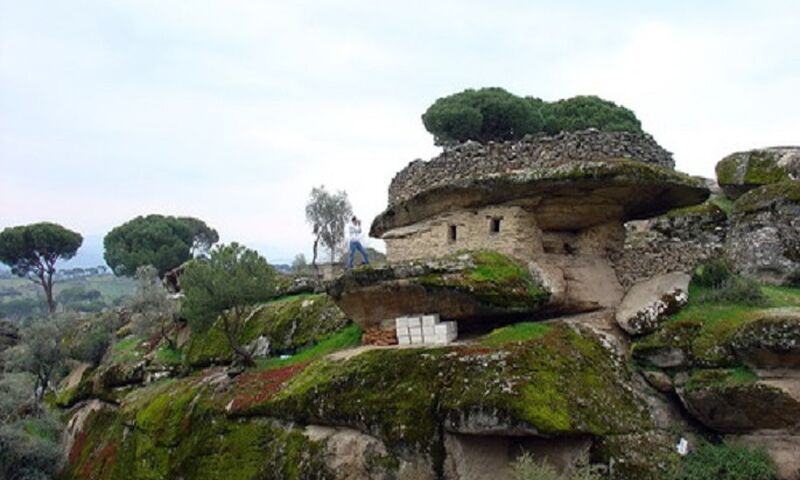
[388,129,674,206]
[384,203,626,263]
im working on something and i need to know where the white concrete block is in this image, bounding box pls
[406,316,422,328]
[422,326,435,337]
[395,325,409,337]
[409,325,422,335]
[421,314,440,326]
[398,336,410,345]
[395,317,409,328]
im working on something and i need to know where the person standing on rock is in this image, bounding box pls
[347,216,369,268]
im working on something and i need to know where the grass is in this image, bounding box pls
[110,336,144,363]
[684,367,759,391]
[154,345,183,366]
[481,322,552,345]
[256,324,362,370]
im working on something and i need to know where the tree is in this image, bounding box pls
[540,95,642,135]
[180,243,276,366]
[291,253,309,274]
[305,186,353,267]
[0,223,83,314]
[104,214,219,278]
[421,88,644,145]
[4,316,70,402]
[422,87,543,145]
[128,265,179,349]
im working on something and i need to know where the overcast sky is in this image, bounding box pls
[1,0,798,265]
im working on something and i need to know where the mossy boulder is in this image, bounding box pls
[233,324,650,466]
[728,309,800,368]
[716,147,800,199]
[678,378,800,433]
[185,294,349,367]
[327,250,550,330]
[61,374,333,480]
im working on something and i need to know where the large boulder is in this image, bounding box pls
[716,147,800,199]
[616,272,691,335]
[728,181,800,285]
[327,251,550,331]
[678,371,800,433]
[729,309,800,368]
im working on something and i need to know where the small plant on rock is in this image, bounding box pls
[511,452,606,480]
[670,442,777,480]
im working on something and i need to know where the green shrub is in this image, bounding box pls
[671,442,777,480]
[421,88,643,145]
[693,259,735,289]
[696,277,767,306]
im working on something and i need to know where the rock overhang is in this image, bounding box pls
[371,159,710,237]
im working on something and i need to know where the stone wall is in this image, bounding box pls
[384,203,625,263]
[612,208,728,288]
[388,129,674,206]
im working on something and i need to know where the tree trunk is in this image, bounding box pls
[37,271,56,314]
[222,313,255,367]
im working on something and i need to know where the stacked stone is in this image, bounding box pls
[361,327,398,346]
[388,129,675,205]
[395,314,458,345]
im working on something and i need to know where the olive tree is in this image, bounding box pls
[104,214,218,278]
[0,222,83,313]
[180,243,276,367]
[305,186,352,266]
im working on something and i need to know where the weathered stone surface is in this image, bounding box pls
[730,309,800,368]
[388,130,676,207]
[613,198,728,288]
[616,272,691,336]
[327,251,550,330]
[642,371,674,393]
[716,147,800,199]
[373,159,708,238]
[728,181,800,285]
[635,346,688,368]
[679,381,800,433]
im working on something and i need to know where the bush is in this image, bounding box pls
[696,276,767,306]
[671,442,777,480]
[693,259,735,289]
[421,88,643,145]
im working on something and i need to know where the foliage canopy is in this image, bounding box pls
[421,87,643,145]
[103,214,218,278]
[305,186,352,265]
[0,222,83,313]
[181,243,276,365]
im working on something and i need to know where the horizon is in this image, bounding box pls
[2,1,799,266]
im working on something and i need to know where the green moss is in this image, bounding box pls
[633,283,800,369]
[716,151,789,187]
[716,155,740,185]
[110,335,145,364]
[185,293,349,368]
[683,367,759,391]
[248,324,648,461]
[257,324,362,370]
[418,250,550,309]
[153,344,183,367]
[63,375,333,480]
[733,181,800,214]
[666,200,725,219]
[480,322,552,345]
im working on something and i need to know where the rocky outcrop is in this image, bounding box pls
[373,159,708,238]
[327,251,550,330]
[728,181,800,285]
[716,147,800,199]
[616,272,690,335]
[388,129,676,206]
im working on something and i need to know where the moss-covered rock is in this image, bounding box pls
[716,148,799,199]
[593,432,679,480]
[729,310,800,368]
[732,180,800,215]
[61,374,333,480]
[328,250,550,330]
[233,324,650,463]
[185,294,349,367]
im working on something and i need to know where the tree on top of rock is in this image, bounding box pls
[0,222,83,313]
[180,243,276,367]
[421,88,644,146]
[103,214,219,278]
